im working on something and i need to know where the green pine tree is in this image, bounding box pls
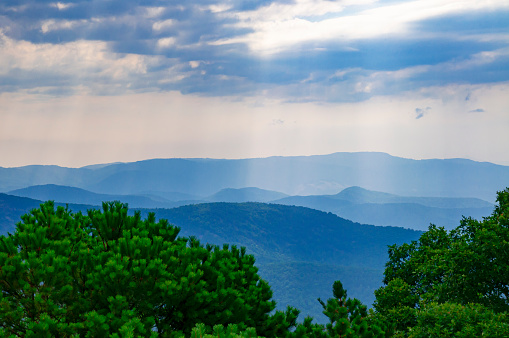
[0,201,298,337]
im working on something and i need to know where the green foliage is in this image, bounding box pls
[373,278,417,332]
[0,201,297,337]
[409,302,509,338]
[0,194,422,322]
[189,323,260,338]
[7,187,509,337]
[374,187,509,335]
[317,281,389,338]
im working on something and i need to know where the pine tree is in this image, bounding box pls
[0,201,295,337]
[318,281,388,338]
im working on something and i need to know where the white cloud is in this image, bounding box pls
[157,37,177,49]
[145,7,166,19]
[152,19,175,32]
[0,31,175,93]
[40,19,82,33]
[213,0,509,54]
[52,2,74,10]
[233,0,374,23]
[207,4,233,13]
[0,32,141,75]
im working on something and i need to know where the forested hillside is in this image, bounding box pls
[138,202,423,320]
[147,202,420,268]
[0,193,42,234]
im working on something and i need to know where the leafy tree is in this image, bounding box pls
[0,201,298,337]
[409,302,509,338]
[374,187,509,334]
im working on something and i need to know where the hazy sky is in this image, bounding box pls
[1,0,509,167]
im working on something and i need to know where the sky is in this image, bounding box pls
[1,0,509,168]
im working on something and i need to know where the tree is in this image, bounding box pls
[374,188,509,334]
[408,302,509,338]
[0,201,298,337]
[317,280,389,338]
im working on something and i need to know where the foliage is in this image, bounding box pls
[5,188,509,337]
[374,187,509,334]
[409,302,509,338]
[317,280,390,338]
[189,323,260,338]
[0,201,298,337]
[0,193,422,322]
[372,278,417,332]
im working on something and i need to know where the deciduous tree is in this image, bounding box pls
[374,188,509,335]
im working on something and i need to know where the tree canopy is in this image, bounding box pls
[374,187,509,336]
[3,187,509,337]
[0,201,302,337]
[0,201,388,337]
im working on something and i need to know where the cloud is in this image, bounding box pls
[214,0,509,55]
[0,31,180,95]
[271,119,285,125]
[469,108,485,113]
[0,0,508,102]
[415,107,431,119]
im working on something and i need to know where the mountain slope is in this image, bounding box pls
[204,187,288,202]
[141,203,421,268]
[0,196,422,320]
[8,184,180,209]
[0,193,43,234]
[258,262,383,323]
[0,193,93,235]
[135,202,421,321]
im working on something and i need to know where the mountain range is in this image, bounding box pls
[1,152,507,321]
[2,152,509,202]
[7,184,494,231]
[273,186,493,231]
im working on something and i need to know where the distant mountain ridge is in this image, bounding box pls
[274,186,493,230]
[204,187,288,202]
[2,152,509,202]
[8,184,178,209]
[331,186,493,209]
[4,184,495,231]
